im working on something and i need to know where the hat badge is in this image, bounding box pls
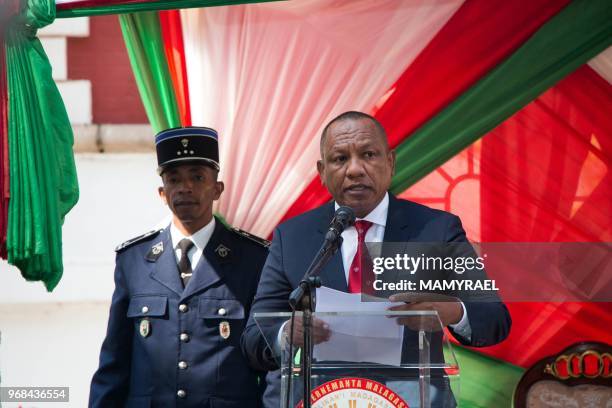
[181,138,189,147]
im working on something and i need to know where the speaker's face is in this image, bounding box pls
[318,118,395,218]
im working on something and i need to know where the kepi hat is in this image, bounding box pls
[155,126,219,174]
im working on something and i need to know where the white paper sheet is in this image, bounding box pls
[313,286,404,365]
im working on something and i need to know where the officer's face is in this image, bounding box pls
[317,118,395,218]
[158,164,224,234]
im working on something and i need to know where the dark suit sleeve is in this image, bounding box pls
[242,227,294,372]
[444,215,512,347]
[89,257,133,407]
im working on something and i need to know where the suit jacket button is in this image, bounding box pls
[179,304,188,313]
[180,333,190,342]
[178,361,188,369]
[177,389,186,398]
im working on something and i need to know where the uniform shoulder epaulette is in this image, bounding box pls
[231,227,270,248]
[115,228,163,253]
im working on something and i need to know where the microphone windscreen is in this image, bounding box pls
[335,206,356,228]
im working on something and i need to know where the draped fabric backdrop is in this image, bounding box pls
[1,0,79,290]
[180,0,465,234]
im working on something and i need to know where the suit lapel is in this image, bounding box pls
[181,220,227,300]
[148,228,184,296]
[316,203,348,292]
[383,194,411,242]
[381,195,416,287]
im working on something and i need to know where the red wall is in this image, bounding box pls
[67,15,148,124]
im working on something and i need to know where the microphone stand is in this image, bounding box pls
[288,235,343,408]
[300,276,318,408]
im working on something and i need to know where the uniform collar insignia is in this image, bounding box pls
[152,242,163,254]
[215,244,230,258]
[146,242,164,261]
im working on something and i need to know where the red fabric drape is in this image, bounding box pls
[0,0,20,258]
[377,0,571,149]
[278,0,571,224]
[481,66,611,243]
[159,10,191,127]
[479,65,612,367]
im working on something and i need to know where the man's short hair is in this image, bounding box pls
[320,111,388,156]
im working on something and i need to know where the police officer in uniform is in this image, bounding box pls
[89,126,269,407]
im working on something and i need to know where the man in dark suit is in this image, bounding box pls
[90,126,269,407]
[241,111,511,405]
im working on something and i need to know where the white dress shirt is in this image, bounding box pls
[337,193,388,283]
[170,217,216,272]
[335,192,471,339]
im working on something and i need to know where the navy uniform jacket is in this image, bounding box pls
[90,218,269,408]
[242,194,511,371]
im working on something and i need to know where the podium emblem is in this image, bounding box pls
[296,377,409,408]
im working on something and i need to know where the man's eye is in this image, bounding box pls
[194,174,205,182]
[333,156,347,163]
[364,151,376,158]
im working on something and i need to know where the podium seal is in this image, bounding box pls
[296,377,409,408]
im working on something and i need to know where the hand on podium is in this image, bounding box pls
[282,316,332,347]
[387,293,464,331]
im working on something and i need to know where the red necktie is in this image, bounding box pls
[348,220,374,293]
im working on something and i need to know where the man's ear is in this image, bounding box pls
[158,186,168,205]
[317,160,326,185]
[214,181,224,201]
[388,149,396,175]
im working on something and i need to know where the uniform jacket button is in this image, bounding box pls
[141,306,149,314]
[177,389,186,398]
[178,361,188,369]
[179,304,188,313]
[218,307,227,316]
[180,333,190,342]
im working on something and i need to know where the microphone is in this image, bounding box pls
[324,206,356,244]
[288,206,356,309]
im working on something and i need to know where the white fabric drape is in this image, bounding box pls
[588,46,612,85]
[181,0,464,236]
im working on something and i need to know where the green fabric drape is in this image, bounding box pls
[454,346,524,407]
[5,0,79,290]
[390,0,612,193]
[119,12,181,133]
[57,0,279,18]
